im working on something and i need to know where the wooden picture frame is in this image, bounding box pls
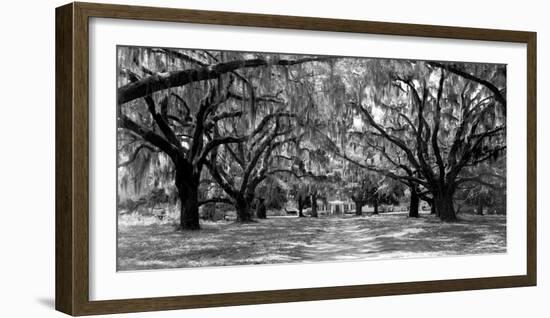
[56,2,537,316]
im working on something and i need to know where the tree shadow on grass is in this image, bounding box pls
[117,214,507,270]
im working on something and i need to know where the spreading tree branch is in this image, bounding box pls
[198,197,233,206]
[118,114,180,160]
[432,70,446,182]
[118,57,330,105]
[428,61,506,108]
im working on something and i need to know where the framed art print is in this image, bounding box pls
[55,2,536,316]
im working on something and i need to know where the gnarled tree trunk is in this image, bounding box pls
[430,202,437,215]
[176,171,201,230]
[409,188,419,218]
[298,198,305,217]
[310,193,318,217]
[235,197,253,222]
[256,199,267,219]
[433,187,457,221]
[476,204,484,215]
[353,199,364,216]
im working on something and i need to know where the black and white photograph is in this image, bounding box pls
[116,46,507,271]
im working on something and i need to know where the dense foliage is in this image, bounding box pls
[117,47,506,229]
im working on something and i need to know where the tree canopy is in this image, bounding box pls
[117,46,506,229]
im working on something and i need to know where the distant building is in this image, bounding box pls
[326,200,354,214]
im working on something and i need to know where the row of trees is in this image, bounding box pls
[117,47,506,229]
[322,59,506,221]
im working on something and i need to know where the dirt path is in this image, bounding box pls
[117,214,506,270]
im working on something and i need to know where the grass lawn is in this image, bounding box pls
[117,213,506,271]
